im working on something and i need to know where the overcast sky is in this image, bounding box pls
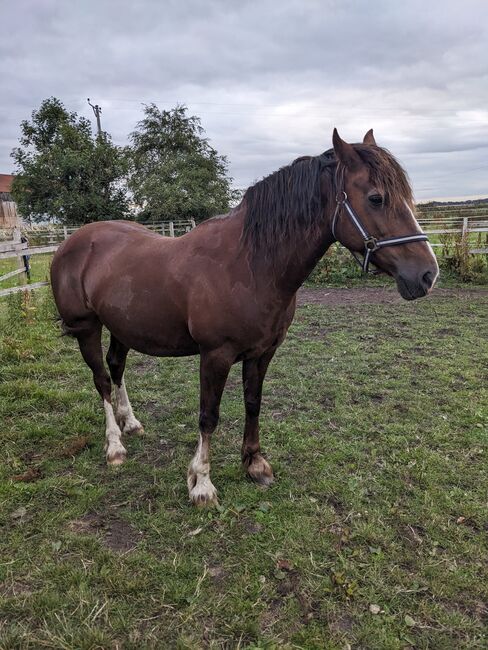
[2,0,487,201]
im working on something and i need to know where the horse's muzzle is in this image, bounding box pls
[396,267,438,301]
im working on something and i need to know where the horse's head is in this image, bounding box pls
[331,129,439,300]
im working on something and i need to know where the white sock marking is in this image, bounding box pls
[115,377,143,434]
[187,434,217,504]
[104,399,127,464]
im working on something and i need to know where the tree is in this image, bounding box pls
[11,97,129,224]
[127,104,237,222]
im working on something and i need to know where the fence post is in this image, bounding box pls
[13,228,27,289]
[190,219,196,229]
[63,226,68,239]
[462,217,468,241]
[169,221,175,237]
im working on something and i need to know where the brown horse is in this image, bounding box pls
[50,129,438,506]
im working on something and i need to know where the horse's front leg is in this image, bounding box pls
[241,350,276,486]
[187,347,233,506]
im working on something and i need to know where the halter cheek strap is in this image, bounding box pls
[331,191,429,274]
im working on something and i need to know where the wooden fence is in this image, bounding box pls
[416,215,488,254]
[0,220,196,298]
[0,229,59,297]
[1,215,487,298]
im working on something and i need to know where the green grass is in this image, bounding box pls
[1,287,487,648]
[0,254,51,291]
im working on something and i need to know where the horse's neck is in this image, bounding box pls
[252,221,335,298]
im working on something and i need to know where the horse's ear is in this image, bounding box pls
[363,129,376,145]
[332,128,362,171]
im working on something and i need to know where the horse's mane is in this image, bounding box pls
[242,144,414,251]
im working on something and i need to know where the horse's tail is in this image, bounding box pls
[56,315,90,338]
[55,315,74,337]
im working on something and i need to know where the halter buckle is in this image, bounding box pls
[364,236,379,252]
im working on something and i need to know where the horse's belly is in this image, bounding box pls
[105,319,199,357]
[98,302,199,357]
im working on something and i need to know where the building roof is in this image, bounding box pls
[0,174,14,193]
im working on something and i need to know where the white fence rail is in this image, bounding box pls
[0,219,196,246]
[0,220,196,297]
[418,215,488,253]
[1,215,487,298]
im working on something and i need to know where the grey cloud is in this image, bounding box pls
[2,0,488,200]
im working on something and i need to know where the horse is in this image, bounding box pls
[50,129,439,506]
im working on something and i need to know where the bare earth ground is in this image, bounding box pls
[298,286,488,306]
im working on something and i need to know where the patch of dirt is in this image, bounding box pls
[261,559,318,632]
[240,516,264,535]
[328,611,355,634]
[439,596,488,624]
[260,598,285,633]
[69,512,142,553]
[473,601,488,621]
[319,395,335,409]
[11,467,43,482]
[297,286,488,307]
[139,434,192,469]
[370,393,385,403]
[131,355,160,376]
[403,524,425,546]
[326,494,346,515]
[0,580,33,598]
[207,565,227,587]
[58,435,92,459]
[298,287,403,306]
[139,399,172,422]
[20,450,43,464]
[436,327,457,336]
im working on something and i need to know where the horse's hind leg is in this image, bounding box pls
[241,350,275,485]
[76,321,127,465]
[106,334,144,435]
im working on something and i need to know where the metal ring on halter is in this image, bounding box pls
[364,236,379,252]
[336,190,347,204]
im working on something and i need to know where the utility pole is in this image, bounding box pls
[87,98,102,137]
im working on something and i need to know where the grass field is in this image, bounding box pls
[1,283,487,649]
[0,254,52,294]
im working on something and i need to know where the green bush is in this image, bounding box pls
[308,240,488,287]
[308,245,363,286]
[439,232,488,284]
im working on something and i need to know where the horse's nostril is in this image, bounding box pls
[422,270,434,289]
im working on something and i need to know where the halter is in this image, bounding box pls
[331,171,429,274]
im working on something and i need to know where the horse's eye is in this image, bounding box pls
[368,194,383,206]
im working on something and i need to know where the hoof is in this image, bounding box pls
[190,489,219,507]
[106,444,127,466]
[187,472,218,507]
[117,413,144,436]
[245,454,274,486]
[123,422,144,436]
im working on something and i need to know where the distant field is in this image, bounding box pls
[1,286,487,648]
